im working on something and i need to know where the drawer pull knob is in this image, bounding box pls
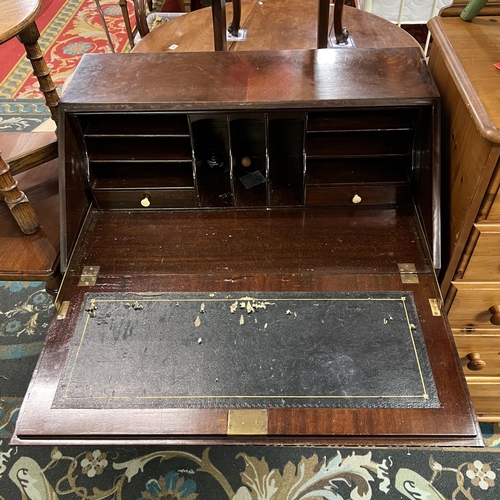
[489,305,500,326]
[466,352,486,371]
[140,195,151,208]
[352,194,362,204]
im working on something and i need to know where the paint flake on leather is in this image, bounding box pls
[52,291,439,409]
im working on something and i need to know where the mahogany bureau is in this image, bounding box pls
[13,48,481,446]
[428,14,500,421]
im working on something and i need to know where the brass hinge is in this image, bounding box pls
[78,266,100,287]
[227,409,268,435]
[398,263,419,284]
[429,298,442,316]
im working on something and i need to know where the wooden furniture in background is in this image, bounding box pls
[439,0,500,16]
[132,0,421,53]
[428,14,500,421]
[0,149,39,234]
[0,132,60,294]
[0,0,59,126]
[13,48,481,446]
[0,3,61,291]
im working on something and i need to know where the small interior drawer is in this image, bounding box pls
[447,283,500,330]
[453,333,500,377]
[92,188,197,209]
[462,223,500,281]
[305,185,410,207]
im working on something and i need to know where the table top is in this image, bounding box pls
[133,0,421,53]
[0,0,41,44]
[428,15,500,143]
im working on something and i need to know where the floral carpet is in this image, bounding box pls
[0,0,135,132]
[1,281,500,499]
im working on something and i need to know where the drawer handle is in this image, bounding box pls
[352,194,362,204]
[489,305,500,326]
[140,195,151,208]
[466,352,486,371]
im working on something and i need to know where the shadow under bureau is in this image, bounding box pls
[13,48,481,446]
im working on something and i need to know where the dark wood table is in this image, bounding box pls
[133,0,421,53]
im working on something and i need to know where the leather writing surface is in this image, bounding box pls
[53,291,439,409]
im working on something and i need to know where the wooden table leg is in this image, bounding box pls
[17,22,59,127]
[0,151,39,235]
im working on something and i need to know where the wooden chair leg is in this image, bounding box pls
[0,151,39,235]
[119,0,135,48]
[317,0,330,48]
[211,0,227,51]
[228,0,241,36]
[17,22,60,127]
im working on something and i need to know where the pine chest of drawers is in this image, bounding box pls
[428,15,500,421]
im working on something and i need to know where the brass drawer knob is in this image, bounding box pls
[140,195,151,208]
[466,352,486,371]
[489,305,500,326]
[352,194,362,204]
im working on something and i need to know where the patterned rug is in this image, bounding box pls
[0,0,136,132]
[1,281,500,499]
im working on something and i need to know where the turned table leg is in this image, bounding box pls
[17,22,59,127]
[0,151,39,235]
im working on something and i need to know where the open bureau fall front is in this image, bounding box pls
[12,48,482,446]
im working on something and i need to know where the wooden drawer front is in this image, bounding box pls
[447,283,500,330]
[462,224,500,281]
[93,189,197,209]
[466,379,500,420]
[305,184,410,206]
[453,333,500,377]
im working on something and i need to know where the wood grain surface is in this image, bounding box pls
[132,0,420,53]
[0,0,41,43]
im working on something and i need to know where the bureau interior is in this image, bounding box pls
[73,107,424,208]
[62,105,437,270]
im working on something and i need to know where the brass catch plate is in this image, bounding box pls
[227,409,268,435]
[57,301,70,320]
[398,263,419,284]
[429,298,442,316]
[78,266,100,287]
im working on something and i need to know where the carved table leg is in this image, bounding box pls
[17,22,60,127]
[0,151,39,235]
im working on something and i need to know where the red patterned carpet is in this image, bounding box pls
[0,0,136,99]
[0,0,179,130]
